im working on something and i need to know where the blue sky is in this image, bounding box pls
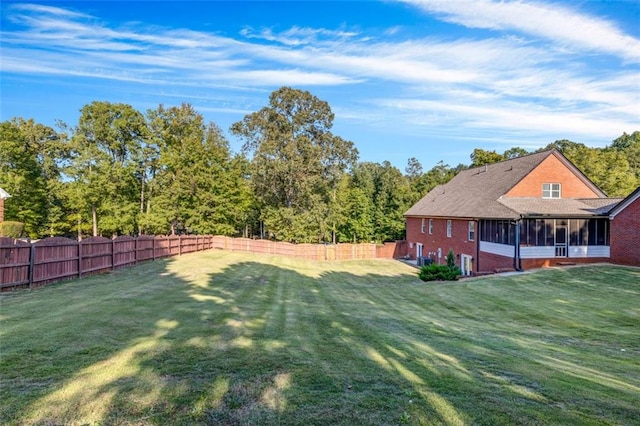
[1,0,639,170]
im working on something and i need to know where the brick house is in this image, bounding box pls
[609,187,640,266]
[405,150,638,275]
[0,188,10,222]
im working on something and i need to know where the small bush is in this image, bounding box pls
[446,249,456,268]
[418,262,461,282]
[0,221,24,238]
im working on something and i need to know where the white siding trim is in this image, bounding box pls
[568,246,610,258]
[480,241,514,257]
[520,246,609,259]
[521,246,554,258]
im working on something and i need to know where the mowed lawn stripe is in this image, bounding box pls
[1,251,638,425]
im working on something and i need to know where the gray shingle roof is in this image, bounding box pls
[498,197,622,217]
[405,150,615,219]
[405,150,555,219]
[609,186,640,218]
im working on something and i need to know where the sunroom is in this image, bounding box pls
[479,217,610,260]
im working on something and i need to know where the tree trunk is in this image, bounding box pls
[92,204,98,236]
[140,176,145,212]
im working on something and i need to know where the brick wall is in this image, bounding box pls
[477,251,515,272]
[521,257,611,269]
[0,198,4,222]
[506,154,601,198]
[610,195,640,266]
[406,217,477,268]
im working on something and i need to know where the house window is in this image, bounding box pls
[428,219,433,235]
[542,183,561,199]
[421,218,426,233]
[468,221,475,241]
[446,220,452,238]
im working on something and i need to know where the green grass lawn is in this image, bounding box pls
[1,250,639,425]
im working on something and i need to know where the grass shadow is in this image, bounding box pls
[1,252,639,424]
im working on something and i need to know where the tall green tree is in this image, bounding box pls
[0,118,66,238]
[144,104,249,235]
[609,131,640,185]
[231,86,358,242]
[66,102,147,237]
[350,161,412,242]
[541,139,638,197]
[503,147,529,159]
[470,148,504,167]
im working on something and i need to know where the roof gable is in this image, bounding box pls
[405,150,608,219]
[0,188,10,199]
[506,152,606,198]
[609,186,640,219]
[405,150,555,219]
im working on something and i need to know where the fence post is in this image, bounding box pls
[28,242,36,290]
[152,238,156,260]
[179,235,182,256]
[134,237,138,264]
[78,239,82,278]
[111,239,115,270]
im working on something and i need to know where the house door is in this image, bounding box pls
[461,254,473,276]
[555,225,568,257]
[416,243,423,260]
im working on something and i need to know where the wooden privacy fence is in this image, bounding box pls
[209,236,406,261]
[0,235,214,291]
[0,236,406,291]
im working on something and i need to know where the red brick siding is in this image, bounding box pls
[406,217,477,267]
[506,155,601,198]
[521,257,610,269]
[477,251,514,273]
[0,198,4,222]
[375,241,408,259]
[610,196,640,266]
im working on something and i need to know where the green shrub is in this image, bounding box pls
[418,262,461,282]
[0,221,24,238]
[446,249,456,268]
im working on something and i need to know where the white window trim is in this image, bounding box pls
[421,218,426,233]
[542,183,561,199]
[468,221,475,241]
[428,219,433,235]
[446,220,452,238]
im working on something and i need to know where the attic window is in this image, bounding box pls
[542,183,561,199]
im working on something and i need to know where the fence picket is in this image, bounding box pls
[0,236,405,291]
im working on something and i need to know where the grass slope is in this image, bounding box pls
[1,250,639,425]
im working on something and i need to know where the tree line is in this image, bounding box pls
[1,86,638,242]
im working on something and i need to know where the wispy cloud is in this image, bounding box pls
[240,25,359,46]
[1,1,637,157]
[401,0,640,62]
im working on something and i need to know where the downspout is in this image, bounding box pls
[475,219,480,274]
[513,218,523,272]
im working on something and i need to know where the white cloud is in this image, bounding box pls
[401,0,640,62]
[1,2,637,153]
[240,26,358,46]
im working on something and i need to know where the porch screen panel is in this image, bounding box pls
[480,220,516,245]
[545,219,554,246]
[523,218,608,247]
[570,219,588,246]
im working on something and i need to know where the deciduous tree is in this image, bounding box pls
[231,87,358,242]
